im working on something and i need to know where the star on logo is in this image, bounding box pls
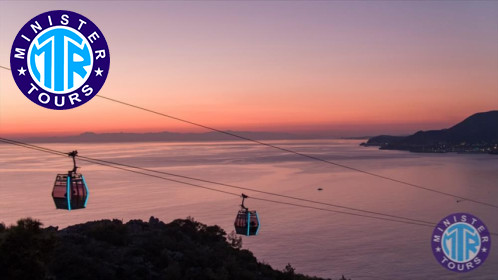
[435,247,441,252]
[94,67,104,76]
[482,247,487,253]
[17,67,26,76]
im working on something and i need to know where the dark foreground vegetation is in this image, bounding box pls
[0,217,348,280]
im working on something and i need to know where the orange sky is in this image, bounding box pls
[0,1,497,137]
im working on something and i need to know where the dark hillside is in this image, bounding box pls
[362,111,498,153]
[0,217,342,280]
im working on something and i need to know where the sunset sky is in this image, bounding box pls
[0,1,497,137]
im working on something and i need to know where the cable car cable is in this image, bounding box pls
[3,138,498,237]
[1,137,448,229]
[1,65,498,209]
[3,137,498,237]
[92,95,498,210]
[0,137,440,226]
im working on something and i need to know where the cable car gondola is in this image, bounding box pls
[52,151,89,210]
[234,193,260,236]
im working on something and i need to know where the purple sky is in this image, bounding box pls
[0,1,497,137]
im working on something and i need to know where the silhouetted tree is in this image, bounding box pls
[0,218,56,280]
[284,263,296,277]
[227,230,243,249]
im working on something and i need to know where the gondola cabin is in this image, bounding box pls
[52,173,89,210]
[51,150,89,210]
[234,209,260,236]
[234,193,260,236]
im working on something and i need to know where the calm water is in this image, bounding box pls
[0,140,497,279]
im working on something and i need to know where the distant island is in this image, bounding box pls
[18,131,325,143]
[361,111,498,154]
[0,217,349,280]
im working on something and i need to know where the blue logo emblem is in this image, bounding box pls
[10,10,110,110]
[432,213,491,272]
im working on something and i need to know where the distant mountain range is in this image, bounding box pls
[19,131,321,143]
[361,111,498,154]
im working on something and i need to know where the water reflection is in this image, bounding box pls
[0,140,496,279]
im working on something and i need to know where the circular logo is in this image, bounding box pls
[431,213,491,272]
[10,10,110,110]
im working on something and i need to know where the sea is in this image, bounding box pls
[0,139,497,279]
